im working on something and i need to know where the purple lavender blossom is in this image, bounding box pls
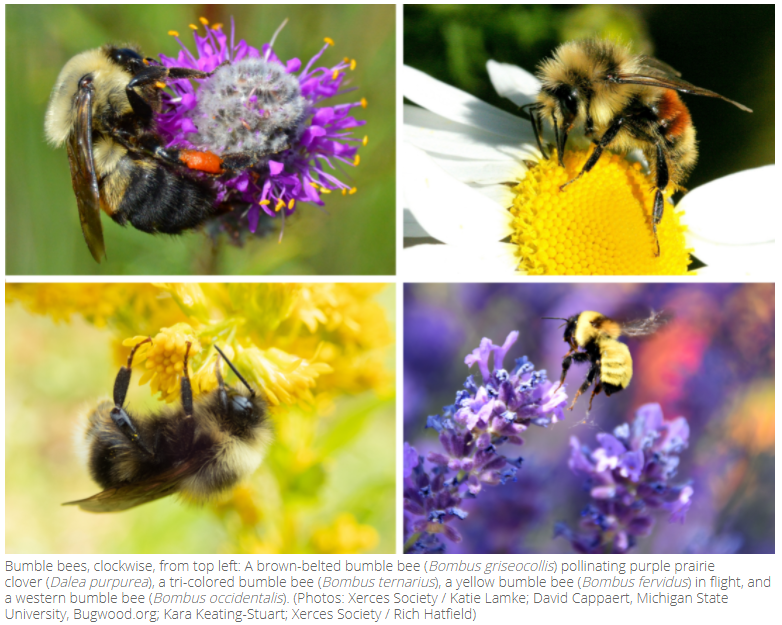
[403,332,568,554]
[556,403,694,554]
[156,19,366,236]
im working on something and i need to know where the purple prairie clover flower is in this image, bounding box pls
[556,403,694,554]
[156,18,366,236]
[403,332,568,553]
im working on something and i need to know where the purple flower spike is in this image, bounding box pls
[404,332,568,554]
[557,403,693,554]
[156,19,366,238]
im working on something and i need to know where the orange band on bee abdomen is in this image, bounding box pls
[179,149,224,174]
[658,91,692,139]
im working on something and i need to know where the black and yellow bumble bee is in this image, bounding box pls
[544,310,670,412]
[65,340,270,512]
[45,45,272,262]
[525,39,752,255]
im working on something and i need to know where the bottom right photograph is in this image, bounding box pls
[403,283,774,555]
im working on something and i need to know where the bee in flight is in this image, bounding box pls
[544,310,670,412]
[525,39,752,255]
[45,45,276,262]
[65,340,270,512]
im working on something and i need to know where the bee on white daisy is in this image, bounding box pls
[403,61,774,278]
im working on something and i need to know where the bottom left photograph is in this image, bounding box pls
[5,283,395,554]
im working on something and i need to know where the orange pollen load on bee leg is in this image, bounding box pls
[658,90,692,139]
[179,150,224,174]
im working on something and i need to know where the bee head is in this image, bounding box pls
[103,45,145,74]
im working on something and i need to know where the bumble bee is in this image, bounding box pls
[526,39,752,255]
[64,340,270,512]
[544,310,669,412]
[45,45,271,262]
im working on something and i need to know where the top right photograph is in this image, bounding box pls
[402,4,774,278]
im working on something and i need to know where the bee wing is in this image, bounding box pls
[66,83,106,262]
[62,462,196,513]
[614,72,753,113]
[621,310,672,337]
[638,55,682,78]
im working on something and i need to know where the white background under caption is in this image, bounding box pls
[4,555,775,622]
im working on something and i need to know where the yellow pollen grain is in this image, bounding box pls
[349,187,357,195]
[212,23,223,30]
[168,30,180,37]
[259,199,271,206]
[154,81,167,89]
[341,188,347,196]
[510,148,691,275]
[350,59,357,71]
[360,97,368,108]
[362,135,369,146]
[199,17,209,25]
[324,37,335,46]
[288,199,295,209]
[354,155,360,166]
[189,24,198,30]
[332,70,340,80]
[309,182,319,188]
[320,187,331,194]
[275,199,285,212]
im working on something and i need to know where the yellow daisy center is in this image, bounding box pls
[510,148,691,275]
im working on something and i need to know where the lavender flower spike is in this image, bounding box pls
[557,403,693,554]
[404,332,568,553]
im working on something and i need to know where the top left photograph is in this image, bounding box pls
[7,4,395,276]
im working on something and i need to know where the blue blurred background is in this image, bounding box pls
[404,283,774,554]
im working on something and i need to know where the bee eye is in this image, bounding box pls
[229,395,255,422]
[554,85,579,116]
[111,48,142,69]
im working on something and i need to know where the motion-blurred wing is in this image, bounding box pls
[622,310,672,337]
[66,82,106,262]
[614,72,752,112]
[63,462,197,513]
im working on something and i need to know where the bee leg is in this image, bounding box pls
[555,350,589,393]
[651,143,670,257]
[560,116,625,191]
[522,103,548,160]
[587,381,603,413]
[569,361,599,410]
[213,349,229,413]
[110,338,154,456]
[180,342,194,420]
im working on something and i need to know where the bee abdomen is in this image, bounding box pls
[599,341,632,388]
[112,161,216,234]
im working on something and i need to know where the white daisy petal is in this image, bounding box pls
[403,65,529,140]
[402,243,521,279]
[424,155,524,187]
[404,208,431,239]
[691,238,775,279]
[486,60,541,106]
[402,143,513,244]
[681,165,776,245]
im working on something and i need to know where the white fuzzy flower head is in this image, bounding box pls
[186,58,308,155]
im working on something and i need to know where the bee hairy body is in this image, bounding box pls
[546,310,667,412]
[45,45,266,261]
[67,342,271,512]
[532,39,751,255]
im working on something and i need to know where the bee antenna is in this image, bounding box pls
[541,317,568,321]
[214,345,255,397]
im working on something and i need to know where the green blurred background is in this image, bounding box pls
[405,4,774,190]
[7,4,395,275]
[6,285,396,554]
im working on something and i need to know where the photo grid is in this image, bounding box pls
[3,3,776,620]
